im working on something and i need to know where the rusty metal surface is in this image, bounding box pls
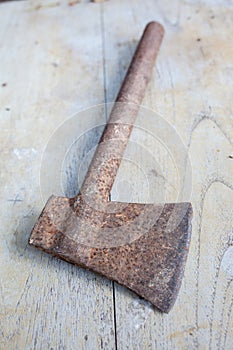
[29,22,193,313]
[30,196,192,313]
[79,21,164,206]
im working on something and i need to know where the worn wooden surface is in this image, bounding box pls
[0,0,233,349]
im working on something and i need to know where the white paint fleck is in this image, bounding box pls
[13,148,37,160]
[127,298,152,331]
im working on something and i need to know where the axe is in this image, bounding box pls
[29,22,192,313]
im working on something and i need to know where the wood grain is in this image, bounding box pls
[0,1,114,350]
[0,0,232,349]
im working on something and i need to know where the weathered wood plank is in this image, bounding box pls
[103,0,233,349]
[0,1,115,349]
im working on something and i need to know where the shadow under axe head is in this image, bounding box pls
[29,21,192,313]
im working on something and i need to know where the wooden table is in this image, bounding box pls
[0,0,232,349]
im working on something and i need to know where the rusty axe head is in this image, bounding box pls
[29,22,192,313]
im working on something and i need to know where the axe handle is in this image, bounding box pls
[79,22,164,205]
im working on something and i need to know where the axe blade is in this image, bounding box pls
[29,195,192,313]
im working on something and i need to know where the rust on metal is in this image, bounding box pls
[29,22,192,313]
